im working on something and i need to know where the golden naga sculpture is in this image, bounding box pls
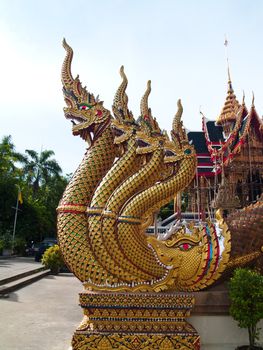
[57,40,263,294]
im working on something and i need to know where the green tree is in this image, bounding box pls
[0,136,25,236]
[0,136,67,247]
[21,149,62,193]
[229,268,263,349]
[0,135,25,177]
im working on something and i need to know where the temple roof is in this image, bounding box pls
[187,131,209,153]
[188,71,263,178]
[216,70,241,125]
[187,131,214,176]
[188,99,263,177]
[235,104,263,146]
[206,120,224,143]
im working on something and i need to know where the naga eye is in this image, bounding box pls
[79,104,92,111]
[179,243,192,251]
[96,110,103,117]
[184,149,192,155]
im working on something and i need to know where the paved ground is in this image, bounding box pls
[0,258,262,349]
[0,272,82,350]
[0,256,42,281]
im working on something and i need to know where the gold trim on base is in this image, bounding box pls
[72,333,200,350]
[71,291,200,350]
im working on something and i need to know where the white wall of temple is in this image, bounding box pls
[190,316,263,349]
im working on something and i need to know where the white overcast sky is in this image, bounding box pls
[1,0,263,174]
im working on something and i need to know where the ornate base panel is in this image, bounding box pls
[72,333,200,350]
[71,292,200,350]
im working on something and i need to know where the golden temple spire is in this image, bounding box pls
[227,64,233,93]
[216,43,240,125]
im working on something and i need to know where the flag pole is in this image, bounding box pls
[12,186,20,253]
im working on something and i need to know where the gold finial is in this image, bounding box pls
[224,35,233,93]
[172,99,183,132]
[138,81,162,135]
[227,62,234,93]
[242,90,245,105]
[252,91,255,108]
[140,80,151,118]
[112,66,134,123]
[171,99,187,147]
[216,37,241,125]
[227,63,231,83]
[61,39,96,105]
[61,38,74,88]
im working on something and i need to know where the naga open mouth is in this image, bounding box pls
[64,110,94,144]
[137,139,150,148]
[135,137,158,155]
[111,124,131,145]
[163,149,179,164]
[164,150,176,157]
[112,125,125,138]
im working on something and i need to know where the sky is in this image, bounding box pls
[1,0,263,175]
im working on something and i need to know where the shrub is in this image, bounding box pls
[0,239,4,255]
[13,237,26,255]
[0,232,13,250]
[229,268,263,349]
[41,244,64,274]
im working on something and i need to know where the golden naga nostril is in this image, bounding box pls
[57,41,263,350]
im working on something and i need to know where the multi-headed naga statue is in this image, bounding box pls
[57,40,263,294]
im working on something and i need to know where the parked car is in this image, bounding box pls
[34,239,57,262]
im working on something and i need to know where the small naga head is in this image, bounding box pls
[111,66,139,148]
[148,225,202,264]
[147,223,210,290]
[61,39,111,144]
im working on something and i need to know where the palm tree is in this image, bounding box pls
[0,135,26,176]
[22,149,62,193]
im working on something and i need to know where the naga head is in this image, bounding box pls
[147,221,220,291]
[62,39,111,144]
[148,224,203,261]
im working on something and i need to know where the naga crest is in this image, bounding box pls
[62,39,111,144]
[58,41,263,293]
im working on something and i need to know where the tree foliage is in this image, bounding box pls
[158,200,174,221]
[0,135,68,247]
[229,268,263,348]
[21,149,62,193]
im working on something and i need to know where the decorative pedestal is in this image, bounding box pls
[72,291,200,350]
